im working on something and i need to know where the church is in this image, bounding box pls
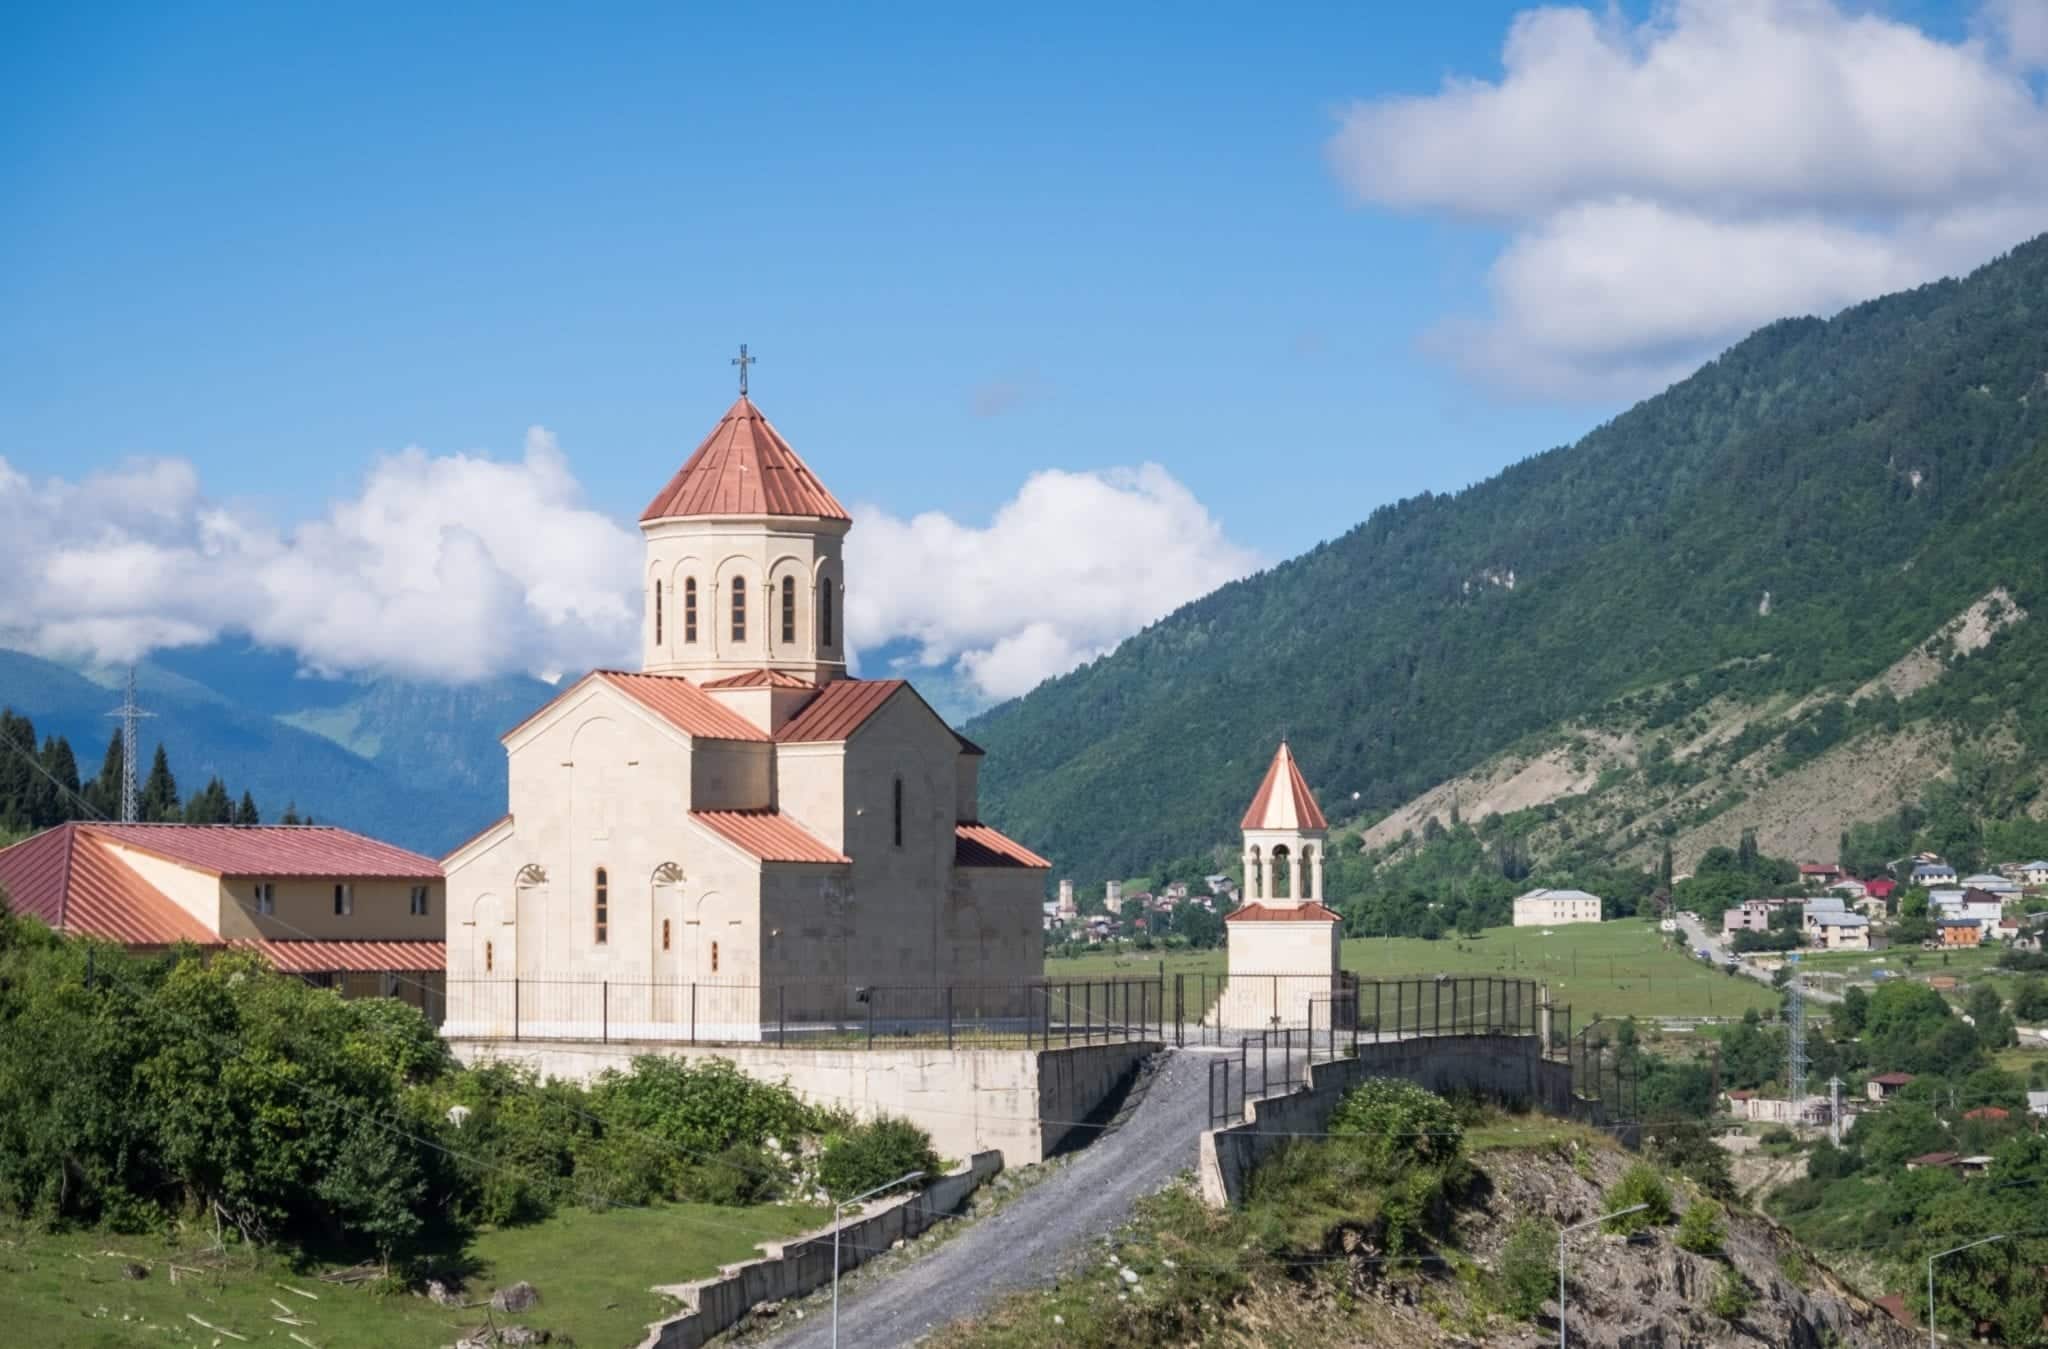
[443,382,1050,1039]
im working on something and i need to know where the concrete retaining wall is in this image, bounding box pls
[636,1150,1003,1349]
[1199,1034,1621,1207]
[449,1037,1158,1166]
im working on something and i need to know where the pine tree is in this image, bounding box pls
[42,736,81,825]
[183,776,232,824]
[235,791,260,826]
[0,710,37,832]
[280,801,301,826]
[139,745,179,823]
[84,732,124,820]
[1659,841,1676,891]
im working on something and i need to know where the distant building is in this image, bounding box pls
[1937,917,1984,948]
[1864,877,1899,901]
[1724,899,1772,935]
[1959,873,2019,897]
[1798,862,1843,886]
[2027,1091,2048,1118]
[1056,878,1078,919]
[2016,861,2048,887]
[1935,888,2005,934]
[1104,879,1124,915]
[1868,1072,1915,1102]
[1829,878,1869,900]
[1808,911,1876,950]
[1512,888,1602,927]
[1204,873,1232,895]
[1912,862,1958,885]
[0,822,446,1016]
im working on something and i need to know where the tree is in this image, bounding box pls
[2010,976,2048,1024]
[1836,984,1869,1037]
[183,777,233,825]
[139,745,178,823]
[235,791,261,827]
[83,732,124,820]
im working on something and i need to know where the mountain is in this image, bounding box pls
[0,643,554,855]
[966,235,2048,884]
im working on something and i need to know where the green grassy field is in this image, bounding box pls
[1,1200,828,1349]
[1048,919,1778,1021]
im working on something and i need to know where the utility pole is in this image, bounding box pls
[1827,1075,1843,1147]
[105,667,153,824]
[1786,963,1807,1122]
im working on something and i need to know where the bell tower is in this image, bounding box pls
[1239,741,1329,907]
[639,373,851,688]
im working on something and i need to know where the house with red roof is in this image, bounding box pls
[0,821,445,1013]
[441,389,1048,1041]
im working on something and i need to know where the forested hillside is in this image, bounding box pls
[968,234,2048,884]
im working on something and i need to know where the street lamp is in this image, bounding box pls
[832,1169,925,1349]
[1558,1203,1648,1348]
[1927,1233,2005,1349]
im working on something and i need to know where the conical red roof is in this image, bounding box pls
[1240,742,1328,831]
[641,397,850,522]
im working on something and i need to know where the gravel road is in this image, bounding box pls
[763,1047,1218,1348]
[1676,912,1841,1003]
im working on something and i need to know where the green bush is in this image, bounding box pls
[1708,1267,1754,1320]
[590,1055,816,1155]
[1496,1214,1557,1321]
[1675,1199,1724,1255]
[683,1141,783,1207]
[818,1117,941,1202]
[1329,1077,1465,1171]
[1602,1162,1674,1234]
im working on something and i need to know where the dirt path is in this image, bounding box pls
[761,1048,1218,1348]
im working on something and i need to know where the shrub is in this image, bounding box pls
[1497,1214,1557,1321]
[1760,1126,1796,1146]
[1329,1078,1464,1172]
[818,1117,941,1203]
[1602,1163,1674,1234]
[1675,1199,1724,1255]
[1708,1266,1754,1320]
[590,1056,816,1156]
[683,1141,782,1207]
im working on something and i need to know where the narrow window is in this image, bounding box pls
[594,867,609,945]
[253,882,274,915]
[731,576,747,642]
[333,883,353,916]
[780,575,796,645]
[410,884,430,916]
[485,940,494,973]
[892,776,904,848]
[654,580,663,646]
[821,582,834,648]
[661,918,672,952]
[684,577,698,643]
[711,939,719,974]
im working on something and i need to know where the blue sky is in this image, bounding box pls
[2,1,2040,701]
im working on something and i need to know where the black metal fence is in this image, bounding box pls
[443,975,1167,1050]
[1176,971,1549,1045]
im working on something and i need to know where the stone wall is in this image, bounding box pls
[637,1150,1001,1349]
[449,1037,1158,1166]
[1198,1034,1624,1207]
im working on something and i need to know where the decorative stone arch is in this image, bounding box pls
[645,559,667,656]
[767,552,808,657]
[513,864,548,977]
[1270,844,1293,899]
[1245,845,1262,901]
[668,552,706,649]
[812,554,841,655]
[713,555,761,658]
[1298,842,1317,902]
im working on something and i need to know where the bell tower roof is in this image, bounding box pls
[1241,741,1328,833]
[641,396,851,524]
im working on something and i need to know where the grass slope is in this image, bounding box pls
[1,1201,827,1349]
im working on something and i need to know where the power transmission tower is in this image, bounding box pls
[1786,966,1808,1122]
[105,667,154,824]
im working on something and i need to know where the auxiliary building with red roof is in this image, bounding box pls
[0,822,445,1013]
[440,390,1049,1040]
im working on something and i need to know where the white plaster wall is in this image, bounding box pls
[641,517,849,685]
[773,744,847,851]
[95,842,224,933]
[1220,919,1341,1028]
[213,876,445,941]
[840,692,961,981]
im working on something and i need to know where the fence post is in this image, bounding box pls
[1433,979,1442,1037]
[603,980,609,1044]
[690,982,697,1045]
[514,977,521,1042]
[1173,974,1184,1046]
[779,984,787,1047]
[867,990,875,1050]
[945,985,954,1050]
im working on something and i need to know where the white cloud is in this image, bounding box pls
[845,464,1262,700]
[1328,0,2048,397]
[0,428,642,682]
[3,439,1256,702]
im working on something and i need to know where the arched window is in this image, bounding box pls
[485,940,494,973]
[684,577,698,643]
[654,580,663,646]
[731,576,747,642]
[781,575,796,644]
[892,776,904,849]
[710,940,720,974]
[820,582,834,648]
[594,866,609,945]
[661,918,671,952]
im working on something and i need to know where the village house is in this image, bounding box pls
[1797,862,1842,887]
[1934,888,2006,936]
[1808,911,1876,951]
[2028,1090,2048,1118]
[0,822,447,1014]
[1723,898,1773,935]
[1864,877,1899,902]
[2016,861,2048,887]
[1911,861,1958,886]
[1867,1072,1915,1102]
[1512,887,1603,927]
[1937,917,1984,948]
[1958,873,2020,898]
[1829,877,1869,901]
[440,391,1048,1039]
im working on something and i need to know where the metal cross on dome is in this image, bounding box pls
[732,343,756,397]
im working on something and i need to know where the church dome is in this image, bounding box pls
[641,396,850,523]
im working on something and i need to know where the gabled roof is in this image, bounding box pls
[0,823,215,945]
[1240,742,1328,832]
[87,823,442,879]
[1225,901,1342,922]
[774,679,905,743]
[504,670,770,745]
[641,396,850,522]
[701,668,816,689]
[690,810,850,864]
[954,823,1050,869]
[1871,1072,1916,1086]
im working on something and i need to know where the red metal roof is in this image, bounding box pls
[1225,901,1342,922]
[774,679,905,743]
[955,823,1050,869]
[702,668,816,689]
[641,397,850,522]
[594,671,769,741]
[231,938,446,973]
[691,810,850,864]
[1871,1072,1916,1086]
[87,823,442,879]
[0,823,215,945]
[1240,742,1329,831]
